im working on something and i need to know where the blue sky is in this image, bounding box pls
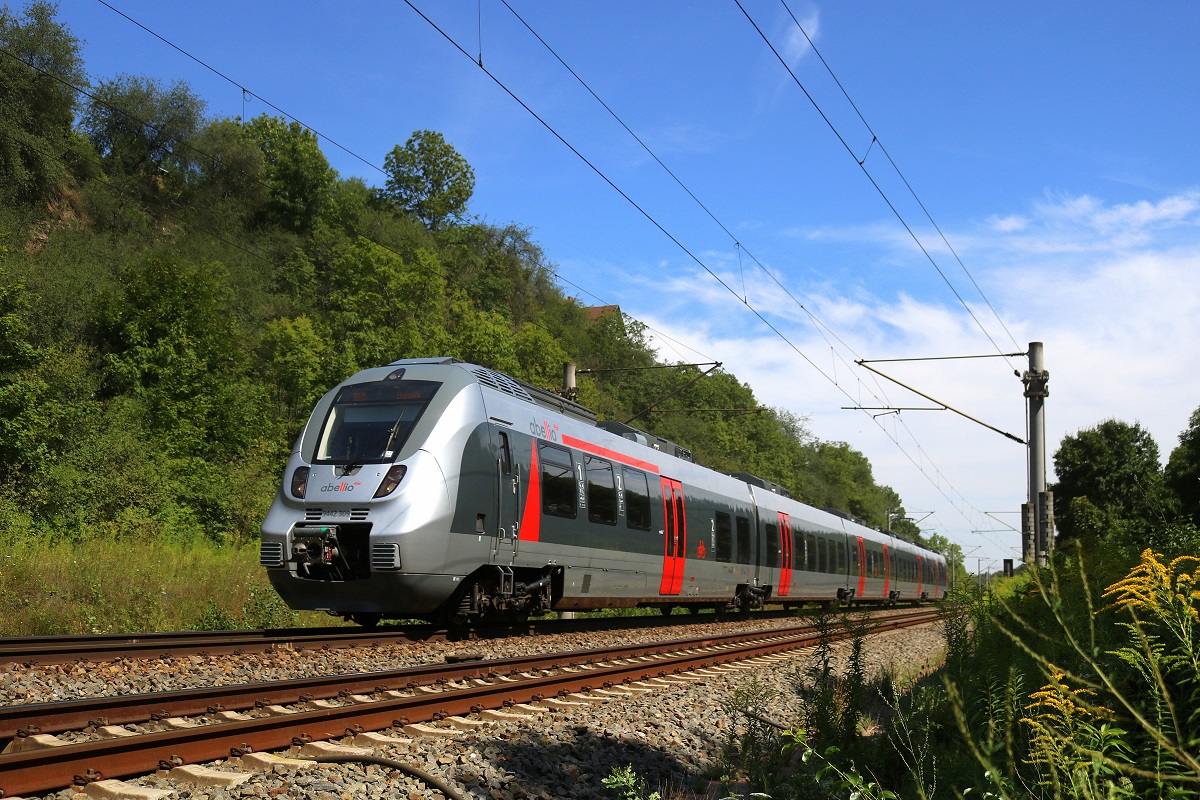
[57,1,1200,569]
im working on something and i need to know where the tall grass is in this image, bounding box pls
[0,535,330,635]
[685,544,1200,800]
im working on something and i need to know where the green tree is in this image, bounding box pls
[93,256,264,459]
[0,0,87,209]
[381,130,474,231]
[1165,405,1200,527]
[240,114,335,233]
[190,117,267,225]
[1052,418,1169,548]
[79,74,206,185]
[317,238,448,370]
[513,321,570,387]
[259,314,330,426]
[0,267,44,478]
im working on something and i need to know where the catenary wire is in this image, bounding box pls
[496,0,903,412]
[778,0,1024,359]
[736,0,1018,370]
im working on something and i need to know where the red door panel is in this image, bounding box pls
[777,512,793,596]
[658,478,686,595]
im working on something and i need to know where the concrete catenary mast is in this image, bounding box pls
[1022,342,1053,566]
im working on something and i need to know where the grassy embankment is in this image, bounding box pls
[0,536,333,635]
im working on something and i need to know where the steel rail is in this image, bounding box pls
[0,609,941,796]
[0,610,802,666]
[0,609,936,741]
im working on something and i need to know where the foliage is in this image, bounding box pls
[602,765,663,800]
[949,544,1200,799]
[78,73,206,205]
[1052,419,1172,549]
[239,114,335,233]
[0,0,87,209]
[1165,406,1200,529]
[0,534,336,635]
[381,129,475,231]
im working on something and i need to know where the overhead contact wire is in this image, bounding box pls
[736,1,1012,366]
[402,0,842,390]
[498,0,898,408]
[780,0,1023,358]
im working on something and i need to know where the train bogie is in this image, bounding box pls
[261,358,948,624]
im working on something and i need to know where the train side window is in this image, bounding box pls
[735,516,751,564]
[791,526,803,570]
[764,522,780,568]
[817,537,827,573]
[498,431,512,475]
[837,541,846,573]
[539,444,576,519]
[852,540,860,574]
[806,533,816,571]
[714,512,733,562]
[585,456,617,525]
[623,468,651,530]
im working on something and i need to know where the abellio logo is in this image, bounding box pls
[321,481,361,493]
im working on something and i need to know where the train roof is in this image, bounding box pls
[381,358,945,559]
[386,357,598,423]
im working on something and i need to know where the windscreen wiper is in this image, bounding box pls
[340,417,405,474]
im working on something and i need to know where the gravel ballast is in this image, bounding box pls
[5,615,948,800]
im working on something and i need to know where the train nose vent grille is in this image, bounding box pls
[371,543,401,570]
[471,367,535,402]
[304,508,370,521]
[259,541,284,568]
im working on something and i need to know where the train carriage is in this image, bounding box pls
[261,358,948,625]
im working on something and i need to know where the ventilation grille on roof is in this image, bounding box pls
[472,367,535,403]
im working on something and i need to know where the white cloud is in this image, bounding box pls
[989,214,1028,233]
[619,188,1200,567]
[781,9,819,68]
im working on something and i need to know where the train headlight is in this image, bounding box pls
[289,466,310,499]
[374,464,408,498]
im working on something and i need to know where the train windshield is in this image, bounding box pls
[314,380,441,465]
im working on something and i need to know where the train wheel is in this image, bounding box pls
[349,612,382,627]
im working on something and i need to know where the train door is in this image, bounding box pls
[777,512,793,596]
[658,477,687,595]
[491,430,522,564]
[883,544,891,599]
[855,536,867,599]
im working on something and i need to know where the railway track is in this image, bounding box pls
[0,610,803,666]
[0,608,942,797]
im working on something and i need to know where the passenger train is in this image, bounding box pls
[260,358,948,626]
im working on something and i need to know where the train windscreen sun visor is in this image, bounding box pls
[314,380,442,465]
